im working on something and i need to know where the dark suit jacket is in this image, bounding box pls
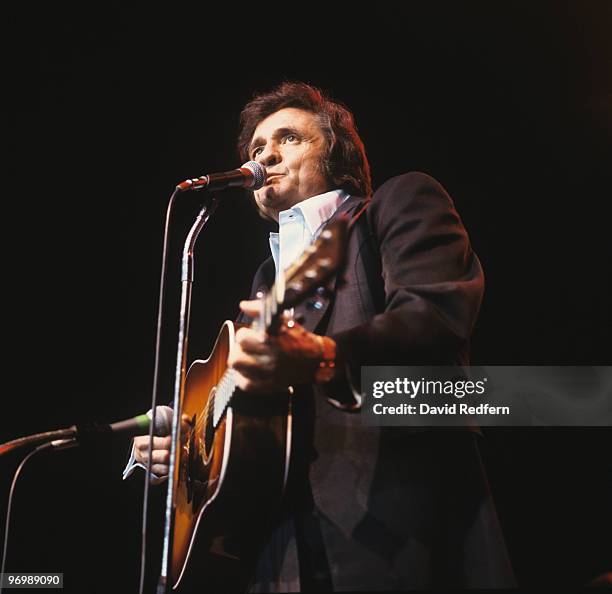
[242,172,515,591]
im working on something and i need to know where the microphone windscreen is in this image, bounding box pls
[151,405,173,436]
[241,160,267,190]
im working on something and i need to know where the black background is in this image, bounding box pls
[3,4,611,592]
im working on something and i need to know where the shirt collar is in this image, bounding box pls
[268,189,349,273]
[288,189,349,236]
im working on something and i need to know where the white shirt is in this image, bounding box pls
[269,189,350,276]
[123,189,350,483]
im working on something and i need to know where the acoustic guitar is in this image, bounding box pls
[168,217,347,589]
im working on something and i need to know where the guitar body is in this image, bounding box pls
[170,320,292,590]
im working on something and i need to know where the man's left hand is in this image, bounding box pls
[227,299,333,393]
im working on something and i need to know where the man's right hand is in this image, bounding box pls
[133,414,190,479]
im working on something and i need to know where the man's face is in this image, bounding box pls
[248,107,331,221]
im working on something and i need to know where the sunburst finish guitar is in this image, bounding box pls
[168,218,347,589]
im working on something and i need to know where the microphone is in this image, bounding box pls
[52,405,174,451]
[177,160,267,192]
[105,405,173,439]
[0,406,174,455]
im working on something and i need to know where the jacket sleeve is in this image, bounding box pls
[331,172,484,366]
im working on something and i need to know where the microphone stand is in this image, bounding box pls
[157,196,219,594]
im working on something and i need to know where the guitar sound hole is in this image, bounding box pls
[201,387,216,463]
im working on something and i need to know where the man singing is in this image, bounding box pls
[128,82,515,591]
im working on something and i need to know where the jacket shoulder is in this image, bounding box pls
[367,171,457,230]
[372,171,453,204]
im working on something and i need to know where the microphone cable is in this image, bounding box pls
[138,187,181,594]
[0,442,54,594]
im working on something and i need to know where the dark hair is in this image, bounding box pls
[237,81,372,198]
